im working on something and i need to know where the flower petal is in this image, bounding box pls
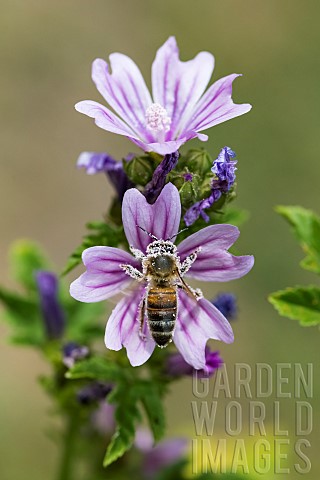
[187,74,252,132]
[122,183,181,252]
[129,137,188,156]
[151,37,214,138]
[75,100,139,138]
[174,291,234,369]
[92,56,153,140]
[70,246,138,302]
[177,224,254,281]
[104,287,155,367]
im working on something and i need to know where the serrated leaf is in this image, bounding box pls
[135,381,165,443]
[62,221,126,275]
[66,356,125,382]
[269,285,320,326]
[9,240,50,292]
[276,206,320,274]
[104,383,141,467]
[103,379,166,467]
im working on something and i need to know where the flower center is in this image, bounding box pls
[145,103,171,134]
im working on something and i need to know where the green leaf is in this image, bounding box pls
[104,383,141,467]
[155,459,187,480]
[269,285,320,326]
[62,221,126,275]
[0,287,44,346]
[136,381,166,442]
[66,356,125,382]
[276,206,320,274]
[9,240,50,291]
[63,297,105,343]
[135,380,165,442]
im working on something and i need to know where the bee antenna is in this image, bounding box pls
[136,225,158,241]
[166,227,189,241]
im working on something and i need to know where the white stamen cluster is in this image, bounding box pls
[145,103,171,133]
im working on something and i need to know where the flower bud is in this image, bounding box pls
[183,148,213,176]
[179,177,199,208]
[36,271,65,340]
[123,155,156,186]
[62,342,89,369]
[77,382,112,405]
[212,292,237,320]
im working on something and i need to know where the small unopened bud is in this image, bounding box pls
[184,149,213,177]
[179,180,199,208]
[123,155,155,186]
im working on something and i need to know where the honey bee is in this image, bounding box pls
[120,227,202,348]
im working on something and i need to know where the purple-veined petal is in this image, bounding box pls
[151,37,214,139]
[70,247,138,302]
[186,252,254,282]
[177,224,254,282]
[174,291,233,369]
[104,287,156,367]
[122,183,181,252]
[129,136,188,156]
[75,100,140,138]
[130,130,205,155]
[186,74,252,133]
[92,56,153,140]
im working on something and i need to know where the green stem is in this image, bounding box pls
[57,414,78,480]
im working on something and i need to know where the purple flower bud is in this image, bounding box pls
[144,151,179,204]
[165,347,223,378]
[77,152,134,200]
[183,190,221,226]
[212,292,237,320]
[135,429,188,479]
[35,271,65,340]
[77,382,112,405]
[183,172,193,182]
[62,342,89,369]
[211,146,237,192]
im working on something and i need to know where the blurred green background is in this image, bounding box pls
[0,1,319,479]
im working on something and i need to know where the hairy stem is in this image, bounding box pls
[57,414,78,480]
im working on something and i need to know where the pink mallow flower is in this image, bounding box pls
[75,37,252,156]
[70,184,253,369]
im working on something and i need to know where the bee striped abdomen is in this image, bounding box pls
[147,286,177,347]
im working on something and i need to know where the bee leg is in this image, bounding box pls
[120,264,144,281]
[179,247,202,276]
[139,297,147,341]
[129,245,146,261]
[177,281,203,301]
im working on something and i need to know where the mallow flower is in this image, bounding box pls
[70,184,254,369]
[75,37,252,156]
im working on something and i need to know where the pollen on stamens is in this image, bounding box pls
[145,103,171,133]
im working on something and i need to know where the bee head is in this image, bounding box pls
[146,240,177,256]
